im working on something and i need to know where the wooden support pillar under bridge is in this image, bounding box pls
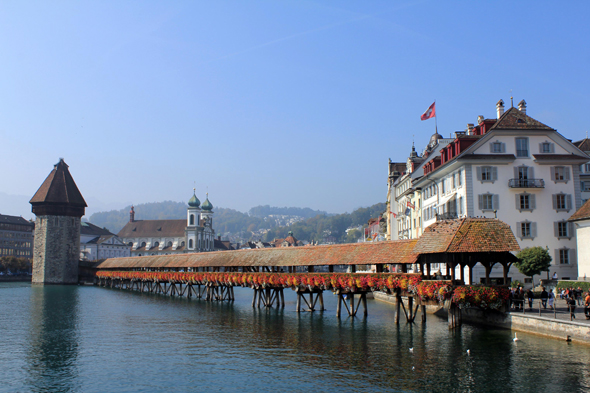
[295,287,324,313]
[252,287,285,308]
[335,290,367,318]
[97,278,235,302]
[393,289,427,324]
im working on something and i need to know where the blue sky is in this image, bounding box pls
[1,1,589,219]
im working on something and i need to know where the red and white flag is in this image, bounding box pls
[420,102,436,120]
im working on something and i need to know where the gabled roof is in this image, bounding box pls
[574,138,590,152]
[489,107,554,131]
[0,214,33,227]
[414,218,520,254]
[118,219,186,238]
[81,221,115,237]
[568,199,590,222]
[30,159,87,207]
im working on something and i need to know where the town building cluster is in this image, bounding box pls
[386,99,590,283]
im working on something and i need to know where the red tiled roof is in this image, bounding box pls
[414,218,520,254]
[568,199,590,222]
[96,240,419,269]
[489,107,554,131]
[118,219,186,238]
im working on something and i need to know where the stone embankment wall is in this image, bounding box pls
[375,293,590,345]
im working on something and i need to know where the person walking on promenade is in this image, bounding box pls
[548,288,555,310]
[567,296,576,319]
[526,288,534,310]
[540,287,548,309]
[576,287,583,306]
[584,291,590,320]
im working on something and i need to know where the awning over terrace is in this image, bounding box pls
[95,239,419,270]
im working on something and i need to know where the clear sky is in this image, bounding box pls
[1,1,589,219]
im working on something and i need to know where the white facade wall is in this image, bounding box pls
[415,130,586,284]
[574,221,590,279]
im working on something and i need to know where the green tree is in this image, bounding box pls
[514,246,552,286]
[345,229,361,243]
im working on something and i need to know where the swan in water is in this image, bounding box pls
[513,333,519,342]
[409,347,414,353]
[467,349,470,355]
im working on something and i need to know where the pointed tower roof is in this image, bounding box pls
[30,158,87,217]
[489,107,554,131]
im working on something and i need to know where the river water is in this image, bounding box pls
[1,282,588,393]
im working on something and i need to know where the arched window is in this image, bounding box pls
[138,254,142,256]
[181,241,185,247]
[127,242,132,247]
[141,242,146,248]
[189,214,195,226]
[189,239,193,248]
[154,241,159,247]
[167,241,172,247]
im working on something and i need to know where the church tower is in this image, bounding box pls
[185,189,201,251]
[30,159,87,284]
[200,193,214,251]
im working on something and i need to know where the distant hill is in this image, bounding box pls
[88,201,385,244]
[248,205,327,218]
[262,203,386,244]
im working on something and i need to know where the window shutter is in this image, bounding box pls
[567,194,572,211]
[513,166,518,179]
[582,181,586,191]
[569,222,574,238]
[531,222,537,238]
[552,194,557,210]
[478,194,483,210]
[570,249,577,265]
[550,143,555,153]
[501,143,506,153]
[493,194,499,210]
[555,249,560,264]
[515,194,520,210]
[550,166,555,181]
[492,167,498,182]
[490,143,494,153]
[528,166,534,179]
[554,222,559,237]
[538,143,543,153]
[530,194,536,210]
[564,167,571,181]
[477,167,482,181]
[516,221,522,237]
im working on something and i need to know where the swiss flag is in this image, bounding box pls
[420,102,436,120]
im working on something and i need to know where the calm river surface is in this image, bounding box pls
[1,282,589,393]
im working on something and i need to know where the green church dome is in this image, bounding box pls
[202,193,213,211]
[188,190,200,208]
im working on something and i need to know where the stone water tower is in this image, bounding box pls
[30,159,87,284]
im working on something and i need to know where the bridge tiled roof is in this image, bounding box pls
[414,218,520,254]
[95,239,419,269]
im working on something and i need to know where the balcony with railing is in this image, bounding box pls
[508,178,545,188]
[436,212,458,221]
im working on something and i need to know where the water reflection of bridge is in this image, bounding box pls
[93,218,519,324]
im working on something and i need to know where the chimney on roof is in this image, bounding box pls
[477,115,484,125]
[466,123,475,135]
[496,99,505,119]
[518,99,527,114]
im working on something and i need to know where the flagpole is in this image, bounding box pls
[434,99,438,134]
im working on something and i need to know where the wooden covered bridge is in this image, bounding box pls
[93,218,519,321]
